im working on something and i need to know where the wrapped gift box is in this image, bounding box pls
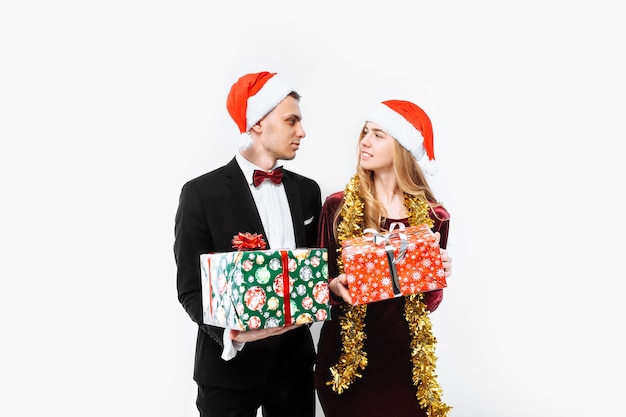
[341,223,446,305]
[201,248,331,330]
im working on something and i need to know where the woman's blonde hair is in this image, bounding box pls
[334,125,442,234]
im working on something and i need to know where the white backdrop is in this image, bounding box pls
[2,1,625,416]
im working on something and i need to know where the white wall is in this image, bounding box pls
[2,1,625,416]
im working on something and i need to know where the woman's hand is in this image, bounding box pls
[440,248,453,278]
[329,273,352,304]
[434,232,453,278]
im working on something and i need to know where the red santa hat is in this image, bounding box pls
[366,99,439,175]
[226,71,293,148]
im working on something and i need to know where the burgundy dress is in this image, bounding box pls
[314,191,450,417]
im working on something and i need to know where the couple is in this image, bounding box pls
[174,71,454,417]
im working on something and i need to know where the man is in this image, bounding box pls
[174,71,321,417]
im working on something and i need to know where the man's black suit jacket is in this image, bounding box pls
[174,157,322,389]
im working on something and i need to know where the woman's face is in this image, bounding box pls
[359,122,395,173]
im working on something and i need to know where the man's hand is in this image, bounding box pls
[229,324,302,343]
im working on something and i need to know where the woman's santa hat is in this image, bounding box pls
[226,71,294,149]
[366,99,439,175]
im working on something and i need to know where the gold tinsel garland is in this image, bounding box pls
[328,174,369,393]
[327,174,451,417]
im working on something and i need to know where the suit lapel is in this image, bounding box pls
[223,158,266,235]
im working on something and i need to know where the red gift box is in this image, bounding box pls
[341,223,446,305]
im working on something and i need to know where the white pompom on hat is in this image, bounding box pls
[366,100,439,175]
[226,71,294,149]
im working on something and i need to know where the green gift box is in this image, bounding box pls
[200,248,330,330]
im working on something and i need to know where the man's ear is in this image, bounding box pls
[250,120,263,133]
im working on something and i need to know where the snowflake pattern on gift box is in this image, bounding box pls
[341,224,447,305]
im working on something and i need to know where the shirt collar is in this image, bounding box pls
[235,153,281,186]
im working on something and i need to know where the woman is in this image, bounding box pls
[314,100,453,417]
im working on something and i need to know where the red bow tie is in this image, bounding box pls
[253,167,283,187]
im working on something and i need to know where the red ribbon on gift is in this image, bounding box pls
[280,250,292,326]
[231,232,267,250]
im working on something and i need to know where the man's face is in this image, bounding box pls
[255,96,306,161]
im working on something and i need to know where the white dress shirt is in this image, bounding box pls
[221,154,297,360]
[235,153,296,249]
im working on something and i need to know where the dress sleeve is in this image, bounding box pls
[423,204,451,313]
[317,192,344,304]
[431,204,450,249]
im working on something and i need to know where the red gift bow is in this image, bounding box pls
[231,232,267,250]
